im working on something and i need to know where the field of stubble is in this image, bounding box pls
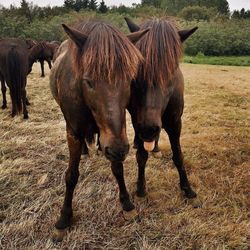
[0,63,249,249]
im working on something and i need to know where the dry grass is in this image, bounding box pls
[0,63,249,250]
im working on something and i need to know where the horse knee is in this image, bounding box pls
[65,169,79,188]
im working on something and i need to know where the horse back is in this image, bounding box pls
[0,39,29,80]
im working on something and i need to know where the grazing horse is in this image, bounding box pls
[29,41,60,77]
[0,38,30,118]
[124,18,199,202]
[50,20,148,239]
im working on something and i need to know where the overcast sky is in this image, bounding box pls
[0,0,249,11]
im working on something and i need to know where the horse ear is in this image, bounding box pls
[127,28,150,43]
[62,24,88,48]
[124,17,140,32]
[178,27,198,42]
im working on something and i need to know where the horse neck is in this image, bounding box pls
[28,44,43,64]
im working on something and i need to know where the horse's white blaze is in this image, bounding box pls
[144,141,155,151]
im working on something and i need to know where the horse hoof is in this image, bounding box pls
[188,197,202,208]
[134,194,147,205]
[23,114,29,119]
[136,187,147,198]
[52,228,67,242]
[152,151,162,159]
[123,209,138,221]
[1,105,7,109]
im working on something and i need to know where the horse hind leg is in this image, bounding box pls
[25,97,30,106]
[22,87,28,119]
[1,78,7,109]
[81,141,88,155]
[47,59,52,69]
[55,126,82,235]
[9,90,17,117]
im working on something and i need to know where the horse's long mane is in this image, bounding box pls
[136,18,183,87]
[69,21,143,84]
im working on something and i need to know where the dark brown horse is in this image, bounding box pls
[50,20,148,240]
[124,18,200,203]
[29,40,60,77]
[0,38,30,118]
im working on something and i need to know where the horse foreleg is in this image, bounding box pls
[40,60,45,77]
[1,78,7,109]
[136,141,148,197]
[163,118,197,199]
[55,127,82,230]
[111,161,135,211]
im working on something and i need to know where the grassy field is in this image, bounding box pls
[0,63,249,249]
[183,55,250,66]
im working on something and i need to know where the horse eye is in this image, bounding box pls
[84,78,94,89]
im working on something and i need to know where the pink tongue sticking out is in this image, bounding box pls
[144,141,155,152]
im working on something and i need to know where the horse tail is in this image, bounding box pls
[7,47,23,114]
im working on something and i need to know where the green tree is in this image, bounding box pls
[75,0,89,11]
[64,0,75,10]
[217,0,230,16]
[232,10,240,19]
[88,0,98,10]
[179,6,215,21]
[141,0,161,8]
[19,0,32,23]
[99,0,108,13]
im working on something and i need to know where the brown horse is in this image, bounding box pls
[50,20,148,239]
[0,38,30,118]
[52,40,68,62]
[29,40,60,77]
[124,18,200,203]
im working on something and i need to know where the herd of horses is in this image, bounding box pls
[0,17,199,241]
[0,38,59,118]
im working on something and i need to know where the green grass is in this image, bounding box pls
[183,55,250,66]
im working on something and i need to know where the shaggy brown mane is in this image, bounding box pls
[136,18,183,87]
[68,21,143,84]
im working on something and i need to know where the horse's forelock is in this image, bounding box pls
[68,21,143,85]
[137,18,183,88]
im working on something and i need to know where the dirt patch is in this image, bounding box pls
[0,63,249,249]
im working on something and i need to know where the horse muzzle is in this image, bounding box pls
[104,144,129,162]
[137,124,161,142]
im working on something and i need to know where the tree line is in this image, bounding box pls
[0,0,249,56]
[1,0,249,21]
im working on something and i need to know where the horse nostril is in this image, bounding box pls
[138,125,160,140]
[105,146,129,161]
[152,126,160,134]
[144,126,160,136]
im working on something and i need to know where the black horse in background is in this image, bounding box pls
[0,38,30,118]
[125,17,201,205]
[28,40,60,77]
